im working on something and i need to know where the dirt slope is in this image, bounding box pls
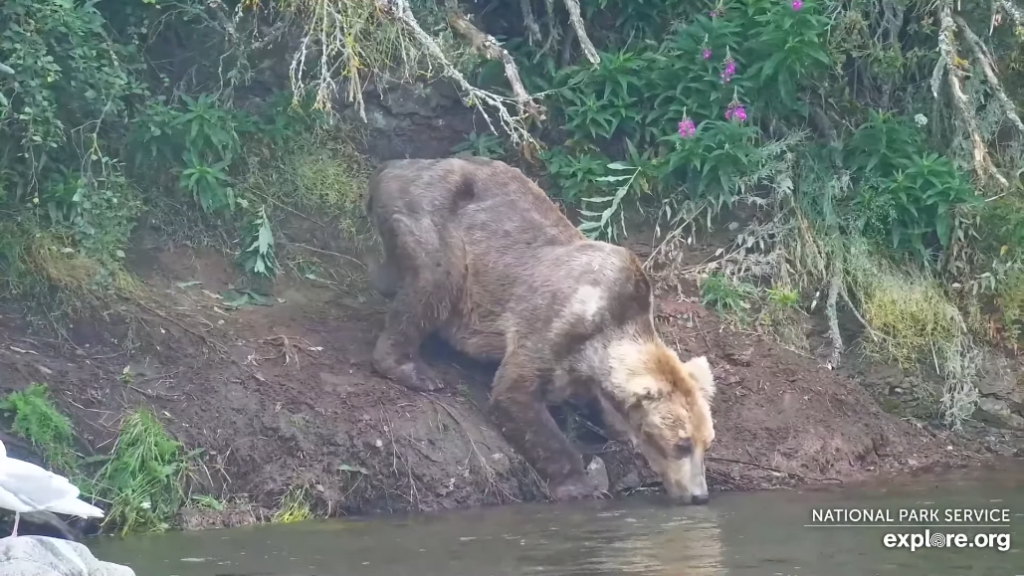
[0,210,988,531]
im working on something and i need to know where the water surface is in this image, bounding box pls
[92,471,1024,576]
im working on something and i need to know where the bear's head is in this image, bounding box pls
[605,340,716,504]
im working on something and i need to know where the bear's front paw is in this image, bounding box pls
[372,346,444,391]
[390,361,444,391]
[549,477,601,501]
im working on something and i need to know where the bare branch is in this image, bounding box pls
[955,14,1024,135]
[538,0,562,56]
[520,0,542,46]
[443,1,546,123]
[562,0,600,65]
[933,3,1008,188]
[375,0,537,144]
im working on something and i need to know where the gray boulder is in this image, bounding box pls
[0,535,134,576]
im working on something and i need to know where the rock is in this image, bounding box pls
[488,453,512,475]
[614,470,642,492]
[974,397,1024,430]
[585,456,610,493]
[0,535,135,576]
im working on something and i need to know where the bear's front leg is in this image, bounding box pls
[488,356,601,501]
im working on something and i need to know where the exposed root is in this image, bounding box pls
[428,396,521,504]
[825,266,843,369]
[258,335,318,369]
[134,300,230,357]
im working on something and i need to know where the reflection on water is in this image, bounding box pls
[91,471,1024,576]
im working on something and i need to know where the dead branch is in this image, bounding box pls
[562,0,600,65]
[955,15,1024,135]
[542,0,561,55]
[259,335,317,369]
[374,0,537,145]
[933,3,1008,188]
[996,0,1024,30]
[443,1,545,123]
[520,0,542,45]
[825,266,843,369]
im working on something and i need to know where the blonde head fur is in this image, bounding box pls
[606,337,716,503]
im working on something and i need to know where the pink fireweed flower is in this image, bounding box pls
[724,103,747,122]
[720,51,737,83]
[678,117,697,138]
[791,0,803,9]
[702,48,712,59]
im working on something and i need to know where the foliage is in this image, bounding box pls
[5,0,1024,529]
[0,384,77,472]
[271,485,313,524]
[699,272,755,318]
[473,0,1024,428]
[92,408,190,535]
[0,386,196,534]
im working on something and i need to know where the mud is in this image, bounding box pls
[0,200,997,534]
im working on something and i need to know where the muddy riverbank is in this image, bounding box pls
[0,205,990,531]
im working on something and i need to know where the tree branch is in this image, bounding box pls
[933,3,1008,188]
[520,0,542,46]
[955,14,1024,135]
[562,0,600,65]
[373,0,538,144]
[443,1,545,123]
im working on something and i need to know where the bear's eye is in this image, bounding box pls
[673,437,693,458]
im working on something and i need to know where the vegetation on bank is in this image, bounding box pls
[3,0,1024,533]
[0,384,190,534]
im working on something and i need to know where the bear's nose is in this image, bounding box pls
[691,493,709,505]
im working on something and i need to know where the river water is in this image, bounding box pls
[92,471,1023,576]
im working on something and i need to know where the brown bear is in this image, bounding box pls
[364,156,716,504]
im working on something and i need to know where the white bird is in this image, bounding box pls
[0,439,104,537]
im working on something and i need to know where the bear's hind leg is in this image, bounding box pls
[371,215,454,392]
[488,354,602,501]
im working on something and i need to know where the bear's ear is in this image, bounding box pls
[683,355,715,402]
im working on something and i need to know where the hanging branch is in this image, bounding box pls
[932,3,1008,188]
[443,0,545,123]
[520,0,542,45]
[562,0,600,65]
[371,0,538,144]
[955,14,1024,134]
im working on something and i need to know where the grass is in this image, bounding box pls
[844,243,981,428]
[1,385,193,534]
[698,272,756,319]
[0,383,78,473]
[92,408,190,535]
[271,485,313,524]
[241,127,375,246]
[754,284,808,351]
